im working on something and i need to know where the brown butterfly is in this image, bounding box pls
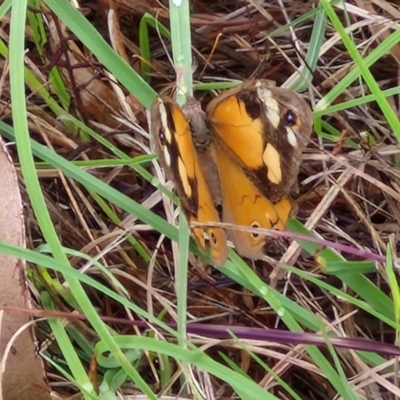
[150,80,313,266]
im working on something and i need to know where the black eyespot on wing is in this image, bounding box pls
[210,231,218,245]
[250,222,260,238]
[284,110,297,126]
[158,128,167,145]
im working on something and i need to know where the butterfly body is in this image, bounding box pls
[150,80,313,265]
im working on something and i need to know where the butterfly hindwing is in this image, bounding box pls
[212,144,292,259]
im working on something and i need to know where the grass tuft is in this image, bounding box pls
[2,0,400,398]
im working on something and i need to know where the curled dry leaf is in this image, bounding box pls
[0,137,51,400]
[46,16,124,129]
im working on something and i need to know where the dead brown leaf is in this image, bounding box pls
[46,15,126,130]
[0,137,51,400]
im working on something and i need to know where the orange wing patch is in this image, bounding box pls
[207,94,266,170]
[212,138,292,259]
[150,96,228,266]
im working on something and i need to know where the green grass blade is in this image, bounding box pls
[169,0,193,102]
[96,336,281,400]
[289,8,326,91]
[139,13,171,80]
[0,0,12,18]
[318,0,400,142]
[41,292,95,399]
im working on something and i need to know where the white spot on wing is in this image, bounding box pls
[286,127,298,147]
[163,145,171,166]
[178,157,192,197]
[158,100,172,142]
[263,143,282,184]
[256,86,280,129]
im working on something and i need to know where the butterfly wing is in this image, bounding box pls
[211,140,292,259]
[207,80,313,202]
[150,96,228,265]
[206,80,313,259]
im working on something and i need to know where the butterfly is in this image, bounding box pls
[150,80,313,266]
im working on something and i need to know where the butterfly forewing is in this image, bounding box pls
[150,96,228,265]
[207,80,313,202]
